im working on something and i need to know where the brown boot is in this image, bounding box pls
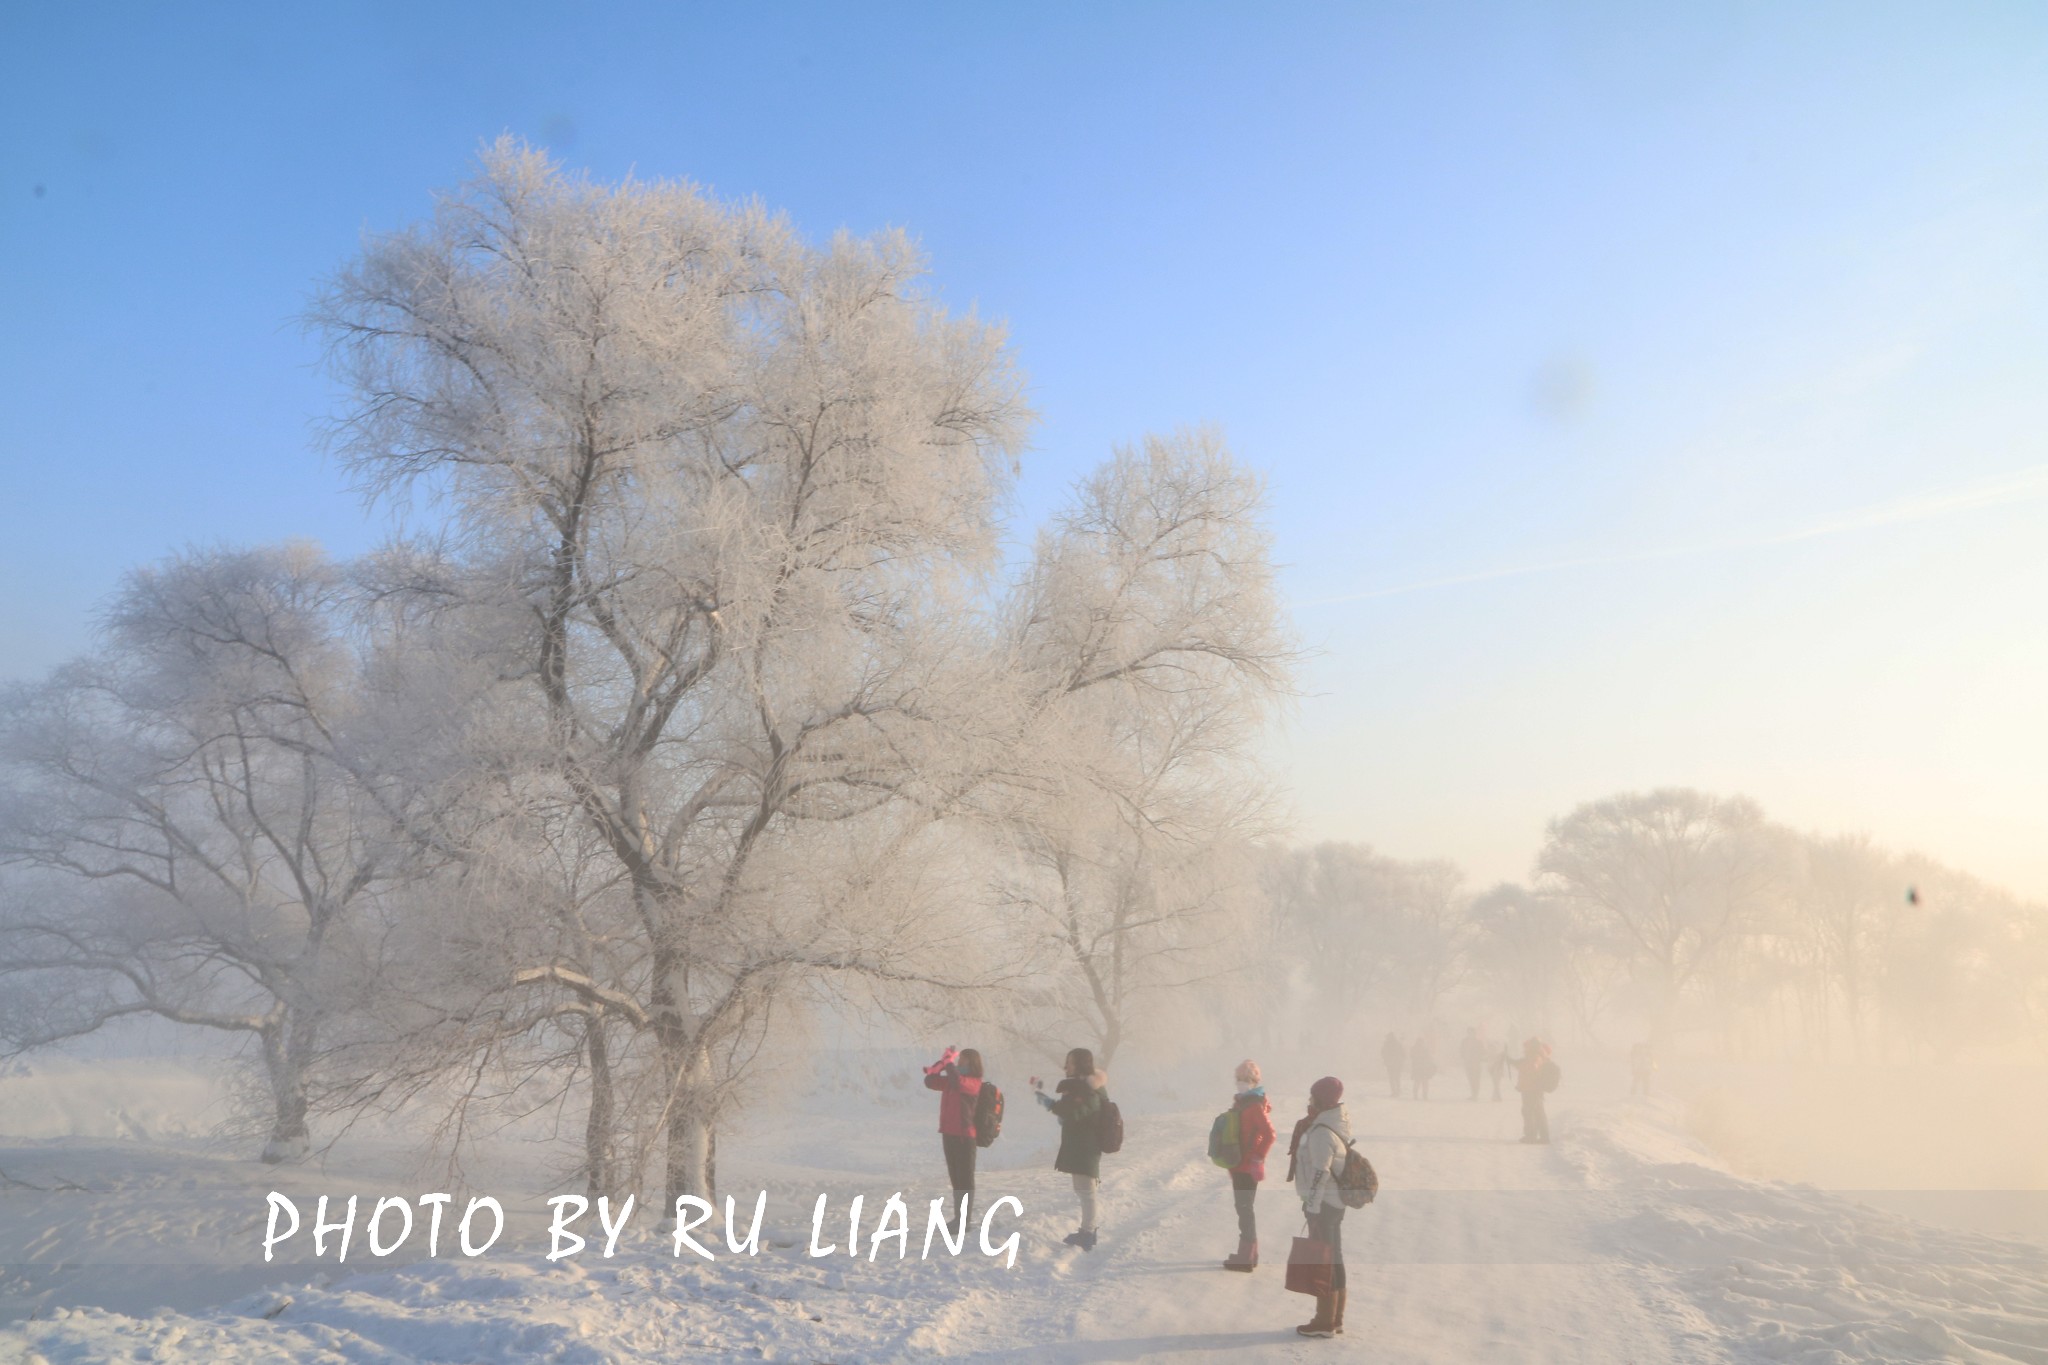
[1296,1292,1336,1337]
[1222,1237,1257,1272]
[1331,1287,1347,1334]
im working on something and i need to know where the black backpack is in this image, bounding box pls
[973,1082,1004,1148]
[1540,1059,1561,1093]
[1096,1095,1124,1155]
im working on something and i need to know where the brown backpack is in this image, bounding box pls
[1335,1137,1379,1208]
[973,1082,1004,1148]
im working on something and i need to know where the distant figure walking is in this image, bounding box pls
[1515,1038,1558,1143]
[1217,1059,1277,1272]
[1380,1032,1406,1099]
[1460,1027,1486,1100]
[1488,1043,1508,1102]
[1409,1034,1437,1100]
[1288,1075,1353,1338]
[1033,1048,1109,1250]
[1629,1042,1656,1098]
[922,1046,984,1226]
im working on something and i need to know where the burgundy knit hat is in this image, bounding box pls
[1310,1075,1344,1108]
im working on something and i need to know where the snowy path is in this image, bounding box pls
[955,1091,1727,1364]
[8,1083,2048,1362]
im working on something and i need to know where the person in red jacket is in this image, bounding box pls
[923,1046,984,1225]
[1221,1058,1278,1271]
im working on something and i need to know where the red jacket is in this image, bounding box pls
[924,1065,983,1138]
[1230,1087,1277,1180]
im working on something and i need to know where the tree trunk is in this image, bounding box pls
[1097,1013,1122,1070]
[1843,965,1865,1064]
[584,1012,615,1201]
[1647,950,1682,1052]
[667,1102,715,1207]
[260,1014,312,1164]
[661,1034,717,1208]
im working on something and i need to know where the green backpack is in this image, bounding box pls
[1208,1107,1242,1168]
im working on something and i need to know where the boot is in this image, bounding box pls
[1222,1237,1257,1272]
[1296,1292,1336,1337]
[1331,1287,1347,1334]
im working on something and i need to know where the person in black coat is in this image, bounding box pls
[1380,1032,1405,1099]
[1033,1046,1108,1250]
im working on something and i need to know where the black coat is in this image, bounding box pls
[1047,1074,1106,1179]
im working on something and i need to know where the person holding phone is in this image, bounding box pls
[1032,1047,1107,1250]
[923,1045,984,1226]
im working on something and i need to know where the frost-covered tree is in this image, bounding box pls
[331,751,650,1197]
[0,545,410,1161]
[1263,841,1470,1030]
[2010,906,2048,1065]
[1877,857,2029,1061]
[1464,882,1574,1035]
[1382,857,1469,1019]
[993,431,1291,1065]
[1537,789,1786,1045]
[313,140,1029,1204]
[995,724,1265,1067]
[1785,833,1901,1060]
[1264,844,1392,1026]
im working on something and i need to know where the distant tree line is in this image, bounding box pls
[1258,791,2048,1065]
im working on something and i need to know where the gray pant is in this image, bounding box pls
[1071,1173,1099,1232]
[1521,1089,1549,1141]
[1230,1171,1256,1241]
[1306,1201,1346,1291]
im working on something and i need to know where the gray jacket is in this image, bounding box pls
[1294,1103,1353,1213]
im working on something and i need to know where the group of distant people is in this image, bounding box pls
[1213,1062,1367,1338]
[917,1030,1664,1341]
[1379,1028,1562,1142]
[923,1045,1364,1338]
[920,1044,1113,1252]
[921,1039,1569,1342]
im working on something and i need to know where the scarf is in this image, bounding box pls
[1284,1100,1325,1182]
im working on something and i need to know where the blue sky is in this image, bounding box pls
[5,2,2047,894]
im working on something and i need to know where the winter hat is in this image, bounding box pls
[1234,1059,1262,1087]
[1309,1075,1344,1109]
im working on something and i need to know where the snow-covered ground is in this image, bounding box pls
[5,1054,2047,1363]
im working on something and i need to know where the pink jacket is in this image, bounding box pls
[924,1064,983,1138]
[1230,1088,1277,1180]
